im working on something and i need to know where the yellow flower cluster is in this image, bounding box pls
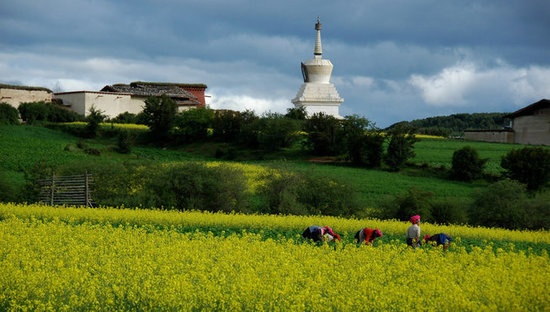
[0,203,548,311]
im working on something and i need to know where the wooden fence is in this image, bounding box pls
[38,173,94,207]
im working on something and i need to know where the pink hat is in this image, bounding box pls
[410,215,421,224]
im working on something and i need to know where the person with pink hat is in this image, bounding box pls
[355,228,383,245]
[405,215,422,248]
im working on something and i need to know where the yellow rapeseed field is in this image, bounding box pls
[0,203,548,311]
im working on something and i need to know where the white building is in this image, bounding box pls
[291,18,344,118]
[0,84,52,108]
[55,82,207,118]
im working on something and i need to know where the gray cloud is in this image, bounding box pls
[1,0,549,127]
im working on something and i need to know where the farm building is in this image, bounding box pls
[55,81,208,118]
[464,99,550,146]
[0,83,53,108]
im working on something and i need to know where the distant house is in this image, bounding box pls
[505,99,550,145]
[0,83,53,108]
[464,99,550,146]
[55,81,208,118]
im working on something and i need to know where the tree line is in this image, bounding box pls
[387,112,509,137]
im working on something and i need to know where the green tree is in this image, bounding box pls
[174,107,214,143]
[211,109,242,142]
[83,105,106,138]
[256,113,302,151]
[450,146,488,181]
[285,106,307,120]
[341,115,383,167]
[378,187,433,222]
[469,179,527,229]
[0,103,19,125]
[17,102,49,124]
[383,125,417,171]
[501,147,550,191]
[303,112,342,156]
[142,95,178,143]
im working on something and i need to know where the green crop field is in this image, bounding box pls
[1,124,547,210]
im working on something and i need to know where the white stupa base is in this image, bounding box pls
[292,82,344,119]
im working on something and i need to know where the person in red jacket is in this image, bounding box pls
[302,225,341,242]
[355,228,383,245]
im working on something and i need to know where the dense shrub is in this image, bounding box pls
[285,106,307,120]
[142,95,178,143]
[174,107,214,144]
[303,112,342,156]
[237,110,260,148]
[109,112,139,124]
[0,103,20,125]
[258,168,360,217]
[211,109,243,142]
[255,113,302,151]
[18,102,82,124]
[501,146,550,191]
[450,146,488,181]
[116,130,133,154]
[82,106,106,138]
[383,125,417,171]
[430,198,469,225]
[0,170,17,202]
[146,163,250,212]
[469,179,528,230]
[521,191,550,230]
[341,115,385,168]
[378,187,433,222]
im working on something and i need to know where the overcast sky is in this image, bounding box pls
[1,0,549,127]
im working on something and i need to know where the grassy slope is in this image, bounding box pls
[1,124,546,209]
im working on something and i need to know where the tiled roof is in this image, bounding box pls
[102,82,193,98]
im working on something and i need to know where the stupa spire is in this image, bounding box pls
[292,17,343,119]
[314,17,322,58]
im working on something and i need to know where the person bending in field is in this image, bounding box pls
[405,215,422,248]
[355,228,383,245]
[424,233,452,250]
[302,225,341,242]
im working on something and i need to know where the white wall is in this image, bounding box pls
[55,92,140,118]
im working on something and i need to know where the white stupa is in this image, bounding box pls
[292,17,344,118]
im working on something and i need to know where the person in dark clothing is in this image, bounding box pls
[355,228,383,245]
[424,233,452,250]
[302,225,341,242]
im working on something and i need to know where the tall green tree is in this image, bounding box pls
[174,107,214,143]
[0,103,19,125]
[501,147,550,191]
[83,105,106,138]
[383,124,417,171]
[341,115,383,167]
[142,95,178,143]
[450,146,488,181]
[303,112,342,156]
